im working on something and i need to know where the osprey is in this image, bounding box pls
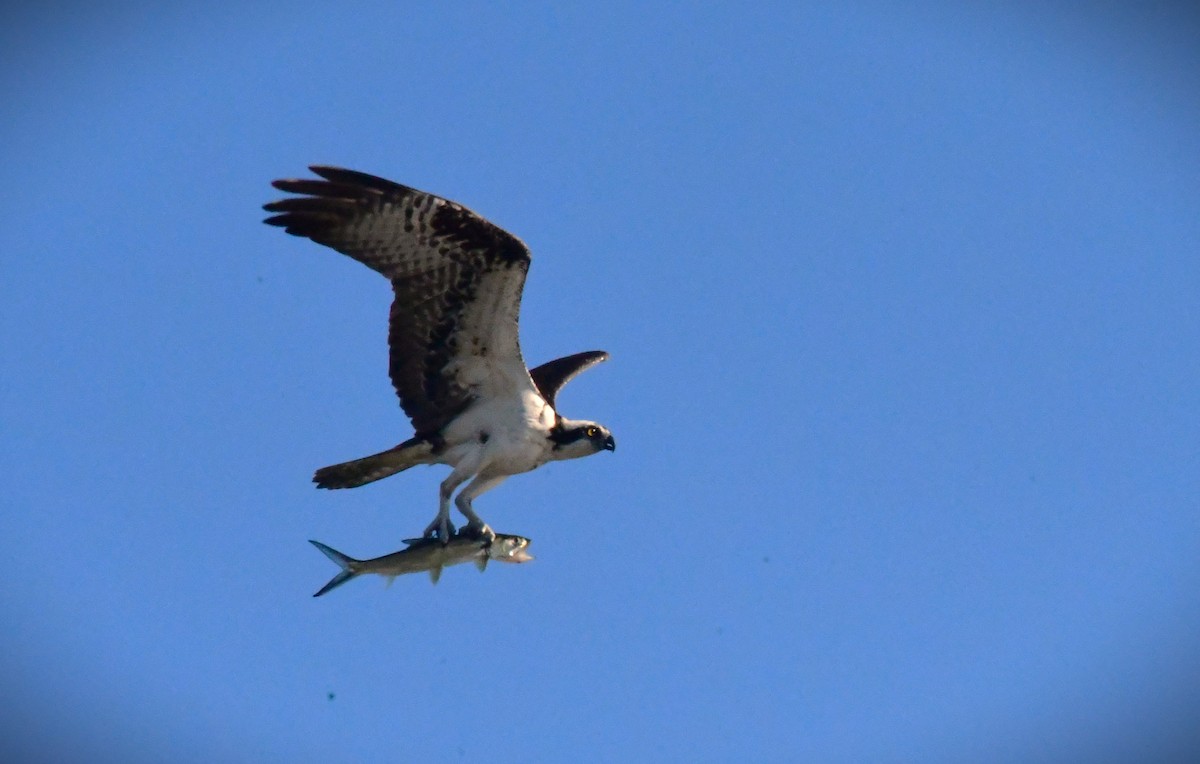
[264,166,615,541]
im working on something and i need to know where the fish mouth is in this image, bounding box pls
[491,539,534,563]
[483,533,535,563]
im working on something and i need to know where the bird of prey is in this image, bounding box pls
[263,166,615,541]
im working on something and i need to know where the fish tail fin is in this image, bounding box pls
[313,437,435,489]
[309,540,361,597]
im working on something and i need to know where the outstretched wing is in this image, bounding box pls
[264,166,536,436]
[529,351,609,410]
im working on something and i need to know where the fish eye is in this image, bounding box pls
[585,426,598,438]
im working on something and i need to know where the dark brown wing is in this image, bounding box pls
[528,351,609,410]
[264,166,534,436]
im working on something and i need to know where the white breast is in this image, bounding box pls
[441,389,556,475]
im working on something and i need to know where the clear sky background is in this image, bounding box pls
[2,2,1199,762]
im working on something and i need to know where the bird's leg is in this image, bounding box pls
[425,464,476,544]
[454,475,506,543]
[424,453,489,542]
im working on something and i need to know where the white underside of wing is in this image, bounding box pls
[441,267,539,403]
[431,266,557,478]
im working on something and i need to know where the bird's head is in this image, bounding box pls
[549,418,616,460]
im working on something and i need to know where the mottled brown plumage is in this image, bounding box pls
[264,166,531,436]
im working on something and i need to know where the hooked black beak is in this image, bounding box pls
[603,434,616,452]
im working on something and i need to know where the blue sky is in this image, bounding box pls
[2,2,1199,761]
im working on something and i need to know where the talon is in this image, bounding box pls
[423,517,456,544]
[463,522,495,543]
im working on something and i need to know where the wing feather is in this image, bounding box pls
[528,351,609,409]
[264,166,536,435]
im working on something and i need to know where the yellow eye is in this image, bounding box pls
[585,426,598,438]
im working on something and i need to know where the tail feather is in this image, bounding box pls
[313,437,434,489]
[309,540,361,597]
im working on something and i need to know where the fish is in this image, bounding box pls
[309,531,534,597]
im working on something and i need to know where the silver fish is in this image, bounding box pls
[309,532,533,596]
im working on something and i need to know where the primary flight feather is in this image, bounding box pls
[264,166,614,540]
